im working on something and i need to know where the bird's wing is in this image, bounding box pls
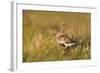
[64,43,76,48]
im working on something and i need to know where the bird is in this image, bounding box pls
[56,30,78,49]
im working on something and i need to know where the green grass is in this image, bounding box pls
[23,10,91,62]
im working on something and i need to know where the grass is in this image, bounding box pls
[23,10,91,62]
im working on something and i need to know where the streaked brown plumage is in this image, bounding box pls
[56,31,78,48]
